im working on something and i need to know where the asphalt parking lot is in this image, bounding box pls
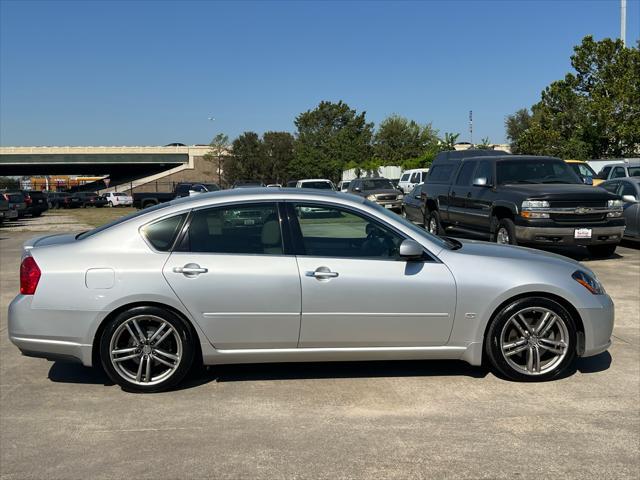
[0,216,639,479]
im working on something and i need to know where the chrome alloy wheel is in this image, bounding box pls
[500,307,569,376]
[496,227,510,244]
[109,315,182,386]
[428,216,438,234]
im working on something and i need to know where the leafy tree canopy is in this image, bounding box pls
[373,115,439,165]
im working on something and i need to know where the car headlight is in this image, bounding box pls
[572,270,605,295]
[521,200,550,218]
[366,194,377,201]
[522,200,550,209]
[397,194,404,200]
[607,199,623,217]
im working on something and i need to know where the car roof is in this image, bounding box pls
[461,155,561,162]
[298,178,332,182]
[604,177,640,185]
[603,159,640,168]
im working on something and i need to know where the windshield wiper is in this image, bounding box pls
[506,180,540,184]
[442,236,462,250]
[541,180,573,184]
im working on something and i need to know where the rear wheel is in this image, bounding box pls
[108,201,113,208]
[587,244,617,258]
[485,297,577,381]
[100,306,195,393]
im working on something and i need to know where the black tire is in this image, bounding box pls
[32,212,41,218]
[485,297,577,382]
[587,244,617,258]
[493,217,517,245]
[426,210,443,235]
[100,306,195,393]
[108,201,113,208]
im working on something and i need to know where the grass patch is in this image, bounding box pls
[48,207,138,227]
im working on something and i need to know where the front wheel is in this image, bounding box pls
[493,217,517,245]
[108,201,113,208]
[426,210,442,235]
[100,306,195,393]
[587,244,617,258]
[485,297,577,381]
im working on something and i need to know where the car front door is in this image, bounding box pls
[465,160,495,231]
[163,202,301,349]
[619,182,640,237]
[288,202,456,347]
[448,160,477,227]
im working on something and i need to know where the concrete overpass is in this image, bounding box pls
[0,145,218,192]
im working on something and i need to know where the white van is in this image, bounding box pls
[398,168,429,193]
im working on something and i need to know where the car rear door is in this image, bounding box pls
[162,202,302,349]
[288,202,456,347]
[448,161,477,227]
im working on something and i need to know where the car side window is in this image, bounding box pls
[602,182,619,193]
[455,161,477,186]
[612,167,626,179]
[292,203,404,259]
[400,173,410,182]
[180,203,283,255]
[410,172,421,183]
[474,160,493,185]
[141,213,188,251]
[619,182,636,197]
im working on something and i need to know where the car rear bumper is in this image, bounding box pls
[8,295,96,366]
[515,225,625,245]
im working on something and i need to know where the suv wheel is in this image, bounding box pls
[426,210,442,235]
[587,244,617,258]
[100,306,195,393]
[485,297,577,381]
[494,217,517,245]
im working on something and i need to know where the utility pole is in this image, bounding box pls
[621,0,627,47]
[469,110,473,146]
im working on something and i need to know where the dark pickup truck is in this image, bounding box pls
[133,182,220,209]
[422,152,625,257]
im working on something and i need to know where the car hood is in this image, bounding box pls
[501,184,617,201]
[23,233,79,250]
[442,239,591,274]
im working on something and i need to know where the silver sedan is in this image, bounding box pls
[8,189,613,392]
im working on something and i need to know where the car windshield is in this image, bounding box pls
[300,181,333,189]
[77,202,173,240]
[497,159,581,185]
[365,200,453,251]
[203,183,220,191]
[361,179,394,190]
[569,162,596,178]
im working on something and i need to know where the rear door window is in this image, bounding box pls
[141,213,187,251]
[428,165,456,183]
[612,167,626,179]
[410,172,421,183]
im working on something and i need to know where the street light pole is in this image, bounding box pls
[621,0,627,47]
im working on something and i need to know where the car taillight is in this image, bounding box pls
[20,256,41,295]
[24,195,32,206]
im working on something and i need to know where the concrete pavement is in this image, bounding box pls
[1,229,638,479]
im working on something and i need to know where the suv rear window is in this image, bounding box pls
[428,165,456,183]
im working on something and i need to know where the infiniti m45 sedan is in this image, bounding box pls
[9,189,613,392]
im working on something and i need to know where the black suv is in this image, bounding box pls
[422,152,625,257]
[20,190,49,217]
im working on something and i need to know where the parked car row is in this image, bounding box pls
[396,150,637,257]
[0,190,49,222]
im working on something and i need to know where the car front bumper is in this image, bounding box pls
[375,200,403,212]
[515,225,625,246]
[576,293,615,357]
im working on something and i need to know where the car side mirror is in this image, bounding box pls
[582,175,594,185]
[188,189,200,196]
[622,194,638,204]
[473,177,490,187]
[399,239,423,260]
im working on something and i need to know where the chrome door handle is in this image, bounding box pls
[306,267,339,279]
[173,263,208,275]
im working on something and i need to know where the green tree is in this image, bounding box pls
[0,177,19,189]
[442,132,460,150]
[262,131,295,184]
[477,137,492,149]
[224,132,265,184]
[505,108,532,153]
[373,115,439,165]
[291,101,374,182]
[505,36,640,158]
[203,133,229,186]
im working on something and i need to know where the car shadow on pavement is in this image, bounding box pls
[48,362,114,386]
[46,353,611,391]
[187,359,490,386]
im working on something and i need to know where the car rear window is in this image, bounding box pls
[141,213,188,251]
[628,167,640,177]
[300,181,333,189]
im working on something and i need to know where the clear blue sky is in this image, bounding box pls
[1,0,638,147]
